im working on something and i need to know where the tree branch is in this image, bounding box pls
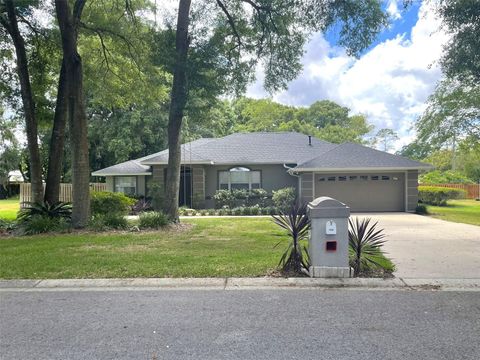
[215,0,242,48]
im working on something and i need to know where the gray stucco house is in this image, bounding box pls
[92,132,432,212]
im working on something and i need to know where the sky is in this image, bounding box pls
[246,0,449,151]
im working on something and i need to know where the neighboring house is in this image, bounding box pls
[92,132,432,212]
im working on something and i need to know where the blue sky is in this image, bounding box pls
[247,1,447,151]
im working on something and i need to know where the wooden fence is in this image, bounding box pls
[20,183,107,205]
[426,183,480,199]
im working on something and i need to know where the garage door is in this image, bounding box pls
[314,173,405,212]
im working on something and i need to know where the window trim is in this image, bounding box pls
[217,167,262,191]
[114,176,137,195]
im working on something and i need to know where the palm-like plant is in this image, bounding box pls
[271,202,311,275]
[348,217,386,277]
[17,201,72,222]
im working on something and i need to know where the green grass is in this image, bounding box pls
[0,218,288,279]
[0,198,20,221]
[426,199,480,226]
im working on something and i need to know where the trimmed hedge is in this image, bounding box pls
[90,191,136,215]
[418,186,466,206]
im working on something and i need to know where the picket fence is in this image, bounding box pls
[20,183,107,205]
[426,183,480,199]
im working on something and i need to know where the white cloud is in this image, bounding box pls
[387,0,402,21]
[247,1,449,152]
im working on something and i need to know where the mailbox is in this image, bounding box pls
[307,196,351,278]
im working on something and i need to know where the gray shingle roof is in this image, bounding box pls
[142,132,335,165]
[91,159,151,176]
[92,132,431,176]
[293,142,432,171]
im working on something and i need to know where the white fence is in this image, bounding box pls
[20,183,107,205]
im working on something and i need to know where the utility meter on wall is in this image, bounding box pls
[326,220,337,235]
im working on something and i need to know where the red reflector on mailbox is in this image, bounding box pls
[326,241,337,252]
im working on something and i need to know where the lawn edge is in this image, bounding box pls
[0,277,479,291]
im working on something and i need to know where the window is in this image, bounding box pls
[115,176,136,195]
[349,176,358,181]
[382,175,390,181]
[371,175,379,180]
[360,175,368,181]
[327,176,336,182]
[338,176,347,181]
[219,167,261,191]
[318,177,325,182]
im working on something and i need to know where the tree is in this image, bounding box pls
[374,128,399,152]
[0,0,43,203]
[416,78,479,169]
[161,0,388,220]
[55,0,90,227]
[435,0,480,83]
[297,100,350,128]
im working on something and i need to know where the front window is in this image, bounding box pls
[115,176,136,195]
[219,167,261,191]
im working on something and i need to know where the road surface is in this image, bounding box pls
[1,288,479,359]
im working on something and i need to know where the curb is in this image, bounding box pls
[1,277,479,292]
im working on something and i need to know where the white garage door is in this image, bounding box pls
[314,173,405,212]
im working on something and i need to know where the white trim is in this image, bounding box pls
[141,160,214,165]
[291,166,432,173]
[91,172,151,176]
[404,170,408,212]
[312,173,316,201]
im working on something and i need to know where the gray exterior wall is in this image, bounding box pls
[300,173,314,204]
[406,170,419,212]
[204,164,297,208]
[106,176,114,192]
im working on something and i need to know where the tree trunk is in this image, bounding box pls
[44,61,68,205]
[2,0,43,204]
[55,0,90,228]
[163,0,192,221]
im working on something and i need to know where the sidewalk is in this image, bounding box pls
[1,277,479,291]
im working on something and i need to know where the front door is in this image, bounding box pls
[179,166,192,207]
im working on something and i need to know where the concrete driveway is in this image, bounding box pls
[353,213,480,279]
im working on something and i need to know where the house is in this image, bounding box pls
[91,132,432,212]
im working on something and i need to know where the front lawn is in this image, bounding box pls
[0,198,20,221]
[0,218,287,279]
[426,199,480,226]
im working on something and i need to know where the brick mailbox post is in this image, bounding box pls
[307,196,351,278]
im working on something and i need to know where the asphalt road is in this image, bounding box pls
[1,289,479,360]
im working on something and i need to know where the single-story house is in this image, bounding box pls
[92,132,432,212]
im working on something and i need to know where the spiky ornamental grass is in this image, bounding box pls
[271,202,311,276]
[348,217,387,277]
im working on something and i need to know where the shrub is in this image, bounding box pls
[261,207,270,215]
[233,207,243,216]
[17,201,72,222]
[420,170,474,184]
[272,187,296,213]
[131,198,153,214]
[217,209,225,216]
[418,186,466,206]
[139,211,169,229]
[19,215,70,235]
[213,190,236,208]
[249,205,260,215]
[247,188,269,207]
[243,207,252,216]
[190,209,197,216]
[200,209,207,216]
[271,202,310,275]
[91,191,135,215]
[102,213,128,229]
[0,219,16,232]
[348,217,393,277]
[415,204,428,214]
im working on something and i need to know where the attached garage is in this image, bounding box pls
[313,173,405,212]
[293,142,431,213]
